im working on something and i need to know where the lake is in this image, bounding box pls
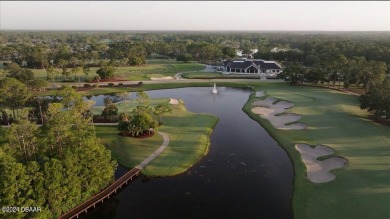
[83,87,293,219]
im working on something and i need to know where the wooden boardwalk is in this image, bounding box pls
[58,132,169,219]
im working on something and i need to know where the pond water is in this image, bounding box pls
[83,87,293,219]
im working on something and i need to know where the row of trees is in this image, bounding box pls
[281,55,387,92]
[2,31,389,69]
[0,85,117,218]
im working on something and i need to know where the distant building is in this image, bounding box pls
[222,59,282,78]
[236,49,258,57]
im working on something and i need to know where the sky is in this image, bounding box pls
[1,1,389,31]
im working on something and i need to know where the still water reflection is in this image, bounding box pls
[83,87,293,219]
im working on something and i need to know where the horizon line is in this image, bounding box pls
[1,29,390,32]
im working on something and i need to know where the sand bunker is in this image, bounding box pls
[150,76,174,80]
[169,98,179,105]
[295,144,348,183]
[255,91,265,97]
[251,97,306,130]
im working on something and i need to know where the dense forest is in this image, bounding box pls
[0,83,117,218]
[1,31,389,70]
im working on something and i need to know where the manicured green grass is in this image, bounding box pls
[171,63,205,72]
[31,63,204,82]
[95,99,218,176]
[182,72,223,78]
[91,98,169,115]
[243,82,390,219]
[95,125,164,169]
[146,59,179,64]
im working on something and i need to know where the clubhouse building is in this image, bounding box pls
[222,59,283,78]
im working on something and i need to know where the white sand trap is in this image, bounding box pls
[251,107,275,117]
[251,97,307,130]
[150,76,174,80]
[169,98,179,105]
[295,144,348,183]
[255,91,265,97]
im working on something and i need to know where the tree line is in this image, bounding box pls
[0,84,117,218]
[2,31,389,70]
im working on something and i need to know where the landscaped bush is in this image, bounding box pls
[118,83,124,86]
[84,83,91,87]
[71,85,78,89]
[108,83,114,86]
[138,81,143,85]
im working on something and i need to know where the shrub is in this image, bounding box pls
[118,83,123,86]
[96,66,115,79]
[138,81,143,85]
[84,83,91,87]
[71,86,78,89]
[108,83,114,87]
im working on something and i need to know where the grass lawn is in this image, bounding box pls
[171,63,205,72]
[182,72,224,78]
[91,98,170,115]
[94,99,218,176]
[243,82,390,219]
[30,62,204,82]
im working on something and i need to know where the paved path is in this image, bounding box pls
[174,65,216,80]
[58,131,170,219]
[136,132,169,169]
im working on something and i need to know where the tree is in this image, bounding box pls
[55,85,83,111]
[83,65,91,81]
[222,47,236,59]
[6,119,38,162]
[176,53,193,63]
[343,57,365,88]
[6,63,34,84]
[71,66,83,86]
[359,61,387,92]
[116,92,131,118]
[56,59,68,77]
[305,67,326,84]
[360,78,390,119]
[117,113,158,137]
[26,79,48,92]
[281,63,306,85]
[96,66,116,79]
[0,78,31,119]
[154,102,172,124]
[0,69,6,79]
[26,79,48,124]
[323,54,348,88]
[0,151,35,219]
[101,97,118,120]
[46,65,56,84]
[69,56,79,68]
[135,91,151,115]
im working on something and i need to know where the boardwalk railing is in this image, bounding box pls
[58,168,141,219]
